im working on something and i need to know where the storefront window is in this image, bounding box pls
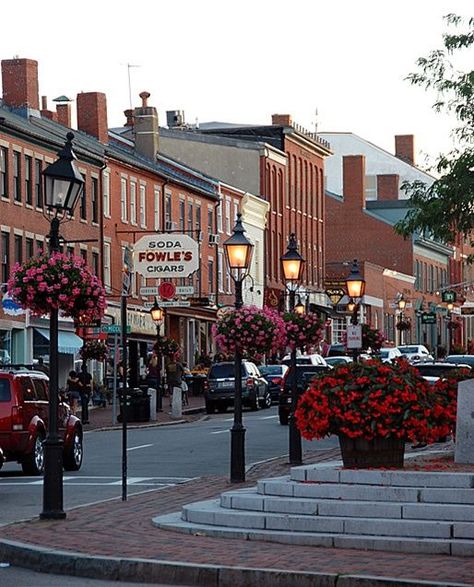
[0,330,12,365]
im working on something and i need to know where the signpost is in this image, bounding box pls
[421,312,437,324]
[346,324,362,349]
[442,291,457,303]
[159,281,176,300]
[133,234,199,279]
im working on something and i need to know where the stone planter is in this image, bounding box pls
[339,435,405,468]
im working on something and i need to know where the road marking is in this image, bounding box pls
[0,476,194,487]
[259,415,278,420]
[210,430,229,435]
[127,443,154,451]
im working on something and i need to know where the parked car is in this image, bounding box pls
[397,344,434,363]
[258,364,289,403]
[324,343,348,357]
[412,362,472,385]
[204,361,271,414]
[325,356,353,367]
[279,364,330,425]
[281,353,329,367]
[379,347,403,363]
[0,365,83,475]
[445,355,474,369]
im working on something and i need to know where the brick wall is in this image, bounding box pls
[1,58,39,110]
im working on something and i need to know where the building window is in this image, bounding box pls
[218,250,224,292]
[103,243,111,290]
[13,152,21,202]
[0,147,8,198]
[80,174,87,220]
[208,208,214,233]
[25,155,32,205]
[103,171,110,217]
[154,188,160,230]
[233,201,239,225]
[225,199,231,234]
[187,201,193,233]
[25,237,34,260]
[179,199,185,231]
[1,232,10,284]
[36,239,44,255]
[34,159,42,208]
[195,204,201,230]
[120,178,128,222]
[217,203,223,233]
[208,259,214,294]
[14,235,22,264]
[92,252,99,276]
[91,177,99,224]
[67,245,74,257]
[139,185,146,228]
[165,192,172,225]
[130,181,137,225]
[80,249,87,262]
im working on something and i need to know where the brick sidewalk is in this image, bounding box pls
[1,440,473,586]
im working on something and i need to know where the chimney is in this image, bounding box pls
[56,103,71,127]
[134,91,159,159]
[124,109,134,127]
[271,114,292,126]
[342,155,365,209]
[76,92,108,144]
[395,135,415,165]
[40,95,57,121]
[377,174,400,201]
[1,58,39,112]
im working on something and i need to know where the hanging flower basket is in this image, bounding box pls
[295,360,448,468]
[212,305,286,360]
[282,312,323,352]
[153,335,180,358]
[396,318,412,331]
[80,340,108,361]
[7,252,107,322]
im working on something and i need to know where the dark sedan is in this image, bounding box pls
[259,364,289,403]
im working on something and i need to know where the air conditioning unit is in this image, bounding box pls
[209,234,219,245]
[165,221,177,231]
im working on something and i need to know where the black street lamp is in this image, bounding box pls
[447,302,454,354]
[223,213,253,483]
[40,132,84,520]
[150,298,165,411]
[397,294,407,345]
[280,233,305,466]
[345,260,365,362]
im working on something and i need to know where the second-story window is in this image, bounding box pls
[25,237,34,260]
[208,259,214,294]
[196,204,201,230]
[92,251,99,276]
[25,155,32,205]
[13,152,21,202]
[91,177,99,224]
[130,181,137,225]
[120,178,128,222]
[179,199,185,231]
[225,199,231,234]
[103,171,110,217]
[139,185,146,228]
[103,242,111,290]
[34,159,42,208]
[165,192,172,225]
[14,235,22,264]
[80,174,87,220]
[154,188,160,231]
[187,201,193,234]
[1,232,10,284]
[208,208,214,233]
[0,147,8,199]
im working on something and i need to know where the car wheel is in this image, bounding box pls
[21,432,45,475]
[250,393,260,411]
[205,401,216,414]
[279,411,289,425]
[259,390,272,409]
[63,428,83,471]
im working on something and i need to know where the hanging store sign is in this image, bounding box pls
[133,234,199,279]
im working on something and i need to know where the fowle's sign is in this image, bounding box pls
[133,234,199,278]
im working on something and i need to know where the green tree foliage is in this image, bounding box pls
[394,14,474,245]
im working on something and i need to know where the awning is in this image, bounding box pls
[35,328,83,354]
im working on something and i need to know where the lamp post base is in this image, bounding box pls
[40,438,66,520]
[289,414,302,466]
[230,424,246,483]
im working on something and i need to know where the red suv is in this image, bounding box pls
[0,366,83,475]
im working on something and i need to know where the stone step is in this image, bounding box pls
[153,510,474,557]
[220,490,474,521]
[181,499,474,539]
[257,476,474,504]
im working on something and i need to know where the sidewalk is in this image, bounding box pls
[0,411,473,585]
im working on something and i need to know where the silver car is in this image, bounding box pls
[397,345,434,363]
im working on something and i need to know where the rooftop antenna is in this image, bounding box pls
[126,63,141,111]
[313,107,319,135]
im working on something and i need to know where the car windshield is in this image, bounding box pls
[0,379,11,401]
[208,364,245,378]
[259,365,283,376]
[445,356,474,367]
[398,346,419,354]
[414,365,464,378]
[285,366,327,389]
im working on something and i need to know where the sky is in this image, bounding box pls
[1,0,473,169]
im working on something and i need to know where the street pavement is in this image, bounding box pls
[0,396,473,586]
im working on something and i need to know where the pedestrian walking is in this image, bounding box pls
[166,354,185,418]
[78,363,93,424]
[66,370,81,415]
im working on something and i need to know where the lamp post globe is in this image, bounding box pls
[223,214,253,483]
[294,300,305,315]
[280,234,305,466]
[150,298,164,324]
[41,133,84,521]
[150,298,164,412]
[345,259,365,300]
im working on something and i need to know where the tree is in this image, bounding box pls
[394,14,474,246]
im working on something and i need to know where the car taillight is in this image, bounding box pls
[11,405,24,431]
[246,377,255,388]
[203,379,209,391]
[271,377,282,385]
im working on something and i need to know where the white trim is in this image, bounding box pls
[382,268,416,284]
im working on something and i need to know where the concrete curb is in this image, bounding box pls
[0,538,469,587]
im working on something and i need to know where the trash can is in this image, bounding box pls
[118,388,150,422]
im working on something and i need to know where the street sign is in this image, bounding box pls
[421,312,437,324]
[189,297,210,307]
[139,286,159,296]
[325,287,345,306]
[461,306,474,315]
[159,281,176,300]
[144,300,191,308]
[346,324,362,349]
[442,291,456,303]
[101,324,131,334]
[133,234,199,278]
[176,285,194,295]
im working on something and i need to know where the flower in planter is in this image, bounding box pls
[282,312,324,352]
[80,340,108,361]
[295,359,447,445]
[432,367,472,438]
[212,305,286,360]
[395,318,412,331]
[153,335,180,358]
[7,252,107,322]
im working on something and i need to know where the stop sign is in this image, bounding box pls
[159,281,176,300]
